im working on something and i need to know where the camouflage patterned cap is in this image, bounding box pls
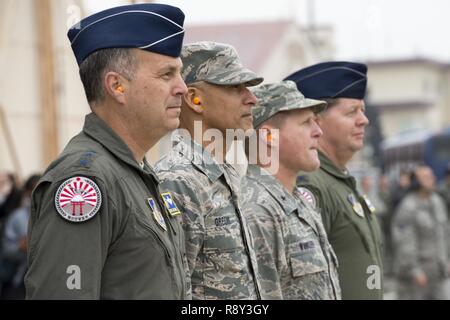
[181,41,264,86]
[251,80,327,128]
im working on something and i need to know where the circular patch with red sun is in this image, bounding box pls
[54,176,102,223]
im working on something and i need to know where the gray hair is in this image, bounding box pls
[79,48,138,103]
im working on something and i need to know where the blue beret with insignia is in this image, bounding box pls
[284,61,368,100]
[67,3,185,65]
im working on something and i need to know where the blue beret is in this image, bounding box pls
[284,61,368,100]
[67,3,185,66]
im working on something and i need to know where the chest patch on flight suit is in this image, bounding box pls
[362,195,376,213]
[147,197,167,231]
[347,193,364,218]
[296,187,316,208]
[54,176,102,223]
[160,192,181,216]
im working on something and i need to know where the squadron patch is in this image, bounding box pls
[296,187,317,208]
[147,197,167,231]
[54,176,101,223]
[160,192,181,216]
[347,193,364,218]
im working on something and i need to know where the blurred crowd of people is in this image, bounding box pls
[0,171,41,299]
[359,164,450,299]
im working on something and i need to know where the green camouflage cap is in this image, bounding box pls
[251,80,327,128]
[181,41,264,86]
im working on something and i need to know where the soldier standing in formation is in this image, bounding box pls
[286,62,384,299]
[25,3,189,299]
[155,42,266,299]
[392,165,450,300]
[243,81,341,299]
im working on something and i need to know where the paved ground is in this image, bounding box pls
[383,275,450,300]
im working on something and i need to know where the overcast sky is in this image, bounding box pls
[85,0,450,62]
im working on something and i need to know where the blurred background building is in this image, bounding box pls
[368,58,450,138]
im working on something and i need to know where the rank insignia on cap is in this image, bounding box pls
[161,192,181,216]
[347,193,364,218]
[147,197,167,231]
[54,176,102,223]
[296,187,317,208]
[362,195,376,213]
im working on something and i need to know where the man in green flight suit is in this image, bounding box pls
[25,3,189,299]
[285,62,384,299]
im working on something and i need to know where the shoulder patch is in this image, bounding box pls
[296,187,317,208]
[54,176,102,223]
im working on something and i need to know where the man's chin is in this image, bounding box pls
[166,118,180,131]
[298,158,320,172]
[351,142,365,152]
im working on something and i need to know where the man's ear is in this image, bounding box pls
[183,87,203,114]
[257,124,279,148]
[104,71,127,104]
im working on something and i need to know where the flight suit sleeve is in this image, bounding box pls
[391,200,422,278]
[25,174,119,299]
[158,174,206,276]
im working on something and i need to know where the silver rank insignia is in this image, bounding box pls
[347,193,364,218]
[147,197,167,231]
[362,195,376,213]
[160,192,181,216]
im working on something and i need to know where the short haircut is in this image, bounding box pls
[255,110,290,130]
[320,98,338,111]
[79,48,138,103]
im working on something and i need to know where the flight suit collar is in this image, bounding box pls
[83,113,159,181]
[171,131,224,182]
[318,151,357,188]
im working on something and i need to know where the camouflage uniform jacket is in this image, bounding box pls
[155,133,261,300]
[244,164,341,299]
[392,192,449,280]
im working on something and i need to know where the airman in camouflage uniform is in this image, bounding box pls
[392,165,450,300]
[155,42,265,299]
[243,81,341,299]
